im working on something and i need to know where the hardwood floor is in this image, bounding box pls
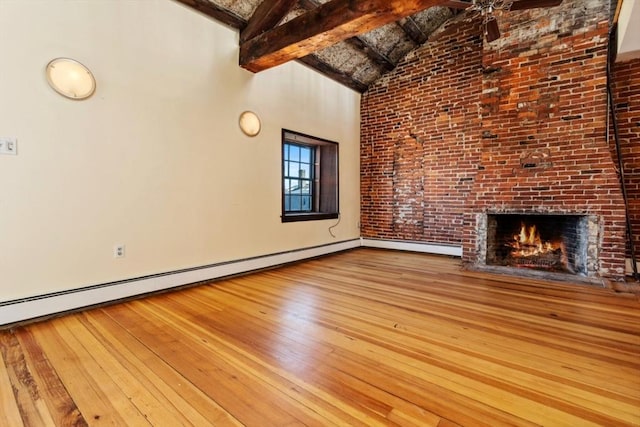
[1,248,639,426]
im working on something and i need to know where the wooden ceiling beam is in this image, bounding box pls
[297,55,368,92]
[346,37,395,71]
[173,0,245,29]
[398,16,428,44]
[298,0,319,10]
[240,0,445,73]
[240,0,298,43]
[299,0,395,71]
[175,0,368,92]
[440,0,472,9]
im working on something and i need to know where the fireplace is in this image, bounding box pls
[474,213,601,280]
[486,214,589,275]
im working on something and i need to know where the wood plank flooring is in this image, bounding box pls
[1,248,639,426]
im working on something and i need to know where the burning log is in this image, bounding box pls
[502,222,569,272]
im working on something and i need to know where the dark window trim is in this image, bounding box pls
[281,129,339,223]
[281,212,339,223]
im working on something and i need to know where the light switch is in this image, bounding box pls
[0,137,17,155]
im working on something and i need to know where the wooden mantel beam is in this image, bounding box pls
[240,0,444,73]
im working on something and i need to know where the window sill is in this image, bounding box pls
[282,212,339,223]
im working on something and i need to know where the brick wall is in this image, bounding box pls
[361,19,483,244]
[612,58,640,265]
[361,0,628,280]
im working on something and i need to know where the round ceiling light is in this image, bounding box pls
[239,111,261,137]
[45,58,96,100]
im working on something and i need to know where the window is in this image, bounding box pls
[282,129,339,222]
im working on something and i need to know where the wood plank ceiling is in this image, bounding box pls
[174,0,462,92]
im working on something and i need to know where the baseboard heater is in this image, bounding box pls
[0,238,462,326]
[0,239,359,326]
[361,238,463,257]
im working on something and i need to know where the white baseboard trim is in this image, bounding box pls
[361,238,463,257]
[0,239,361,326]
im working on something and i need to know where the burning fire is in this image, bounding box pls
[508,222,566,263]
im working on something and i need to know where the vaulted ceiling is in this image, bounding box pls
[173,0,574,93]
[174,0,466,92]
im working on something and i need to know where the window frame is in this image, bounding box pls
[281,129,339,223]
[283,142,315,214]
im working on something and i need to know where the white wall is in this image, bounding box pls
[617,0,640,62]
[0,0,361,302]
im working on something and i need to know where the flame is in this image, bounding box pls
[509,222,559,258]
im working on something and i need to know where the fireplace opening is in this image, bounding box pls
[486,214,588,276]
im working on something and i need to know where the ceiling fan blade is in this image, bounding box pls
[485,17,500,42]
[509,0,563,11]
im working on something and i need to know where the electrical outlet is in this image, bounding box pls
[114,244,125,258]
[0,137,17,155]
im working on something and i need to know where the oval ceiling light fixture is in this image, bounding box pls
[45,58,96,100]
[239,111,261,137]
